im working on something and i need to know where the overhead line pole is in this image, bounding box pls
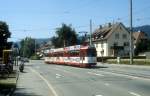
[90,19,92,46]
[129,0,133,64]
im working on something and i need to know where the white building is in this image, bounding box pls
[92,22,130,57]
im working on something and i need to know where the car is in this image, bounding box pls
[21,58,29,63]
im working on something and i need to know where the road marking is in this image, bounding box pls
[56,74,61,77]
[97,70,150,81]
[53,67,80,77]
[105,83,110,86]
[95,95,103,96]
[29,67,58,96]
[129,92,141,96]
[56,73,62,78]
[87,72,104,76]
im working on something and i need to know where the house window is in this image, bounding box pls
[115,33,119,39]
[122,34,127,39]
[124,42,129,46]
[114,42,118,46]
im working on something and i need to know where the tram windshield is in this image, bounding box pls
[87,48,97,57]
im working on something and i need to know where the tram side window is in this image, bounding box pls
[68,50,79,57]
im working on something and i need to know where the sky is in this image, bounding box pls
[0,0,150,41]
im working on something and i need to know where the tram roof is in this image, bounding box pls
[49,45,95,53]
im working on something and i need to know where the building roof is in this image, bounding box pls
[92,22,128,41]
[133,31,149,44]
[133,32,140,43]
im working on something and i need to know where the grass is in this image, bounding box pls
[106,59,150,65]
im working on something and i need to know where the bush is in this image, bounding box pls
[30,55,40,60]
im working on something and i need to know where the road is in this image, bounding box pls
[17,60,150,96]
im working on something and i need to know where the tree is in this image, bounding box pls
[134,39,150,55]
[51,24,77,48]
[20,37,39,58]
[0,21,11,57]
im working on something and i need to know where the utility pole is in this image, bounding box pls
[129,0,133,64]
[90,19,92,46]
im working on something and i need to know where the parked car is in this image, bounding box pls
[23,58,29,62]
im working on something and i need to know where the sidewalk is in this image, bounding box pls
[13,66,50,96]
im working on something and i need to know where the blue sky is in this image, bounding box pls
[0,0,150,41]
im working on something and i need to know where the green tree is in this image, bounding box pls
[0,21,11,57]
[147,39,150,51]
[51,24,77,48]
[20,37,38,58]
[134,39,150,55]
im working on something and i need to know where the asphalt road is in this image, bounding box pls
[21,60,150,96]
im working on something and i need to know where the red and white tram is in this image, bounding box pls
[44,45,97,67]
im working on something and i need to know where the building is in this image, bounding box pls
[133,31,149,56]
[37,41,54,58]
[133,30,149,49]
[92,22,130,57]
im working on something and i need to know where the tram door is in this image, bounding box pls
[80,49,86,64]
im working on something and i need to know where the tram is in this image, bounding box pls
[44,45,97,67]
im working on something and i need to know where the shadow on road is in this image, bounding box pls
[19,71,28,73]
[88,66,108,69]
[13,88,41,96]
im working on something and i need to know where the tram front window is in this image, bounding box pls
[87,49,96,57]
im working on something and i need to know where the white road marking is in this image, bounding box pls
[97,70,150,81]
[105,83,110,86]
[129,92,141,96]
[29,67,58,96]
[95,95,103,96]
[55,73,62,78]
[56,74,61,77]
[53,67,79,77]
[87,72,104,76]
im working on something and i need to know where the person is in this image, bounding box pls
[19,59,24,72]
